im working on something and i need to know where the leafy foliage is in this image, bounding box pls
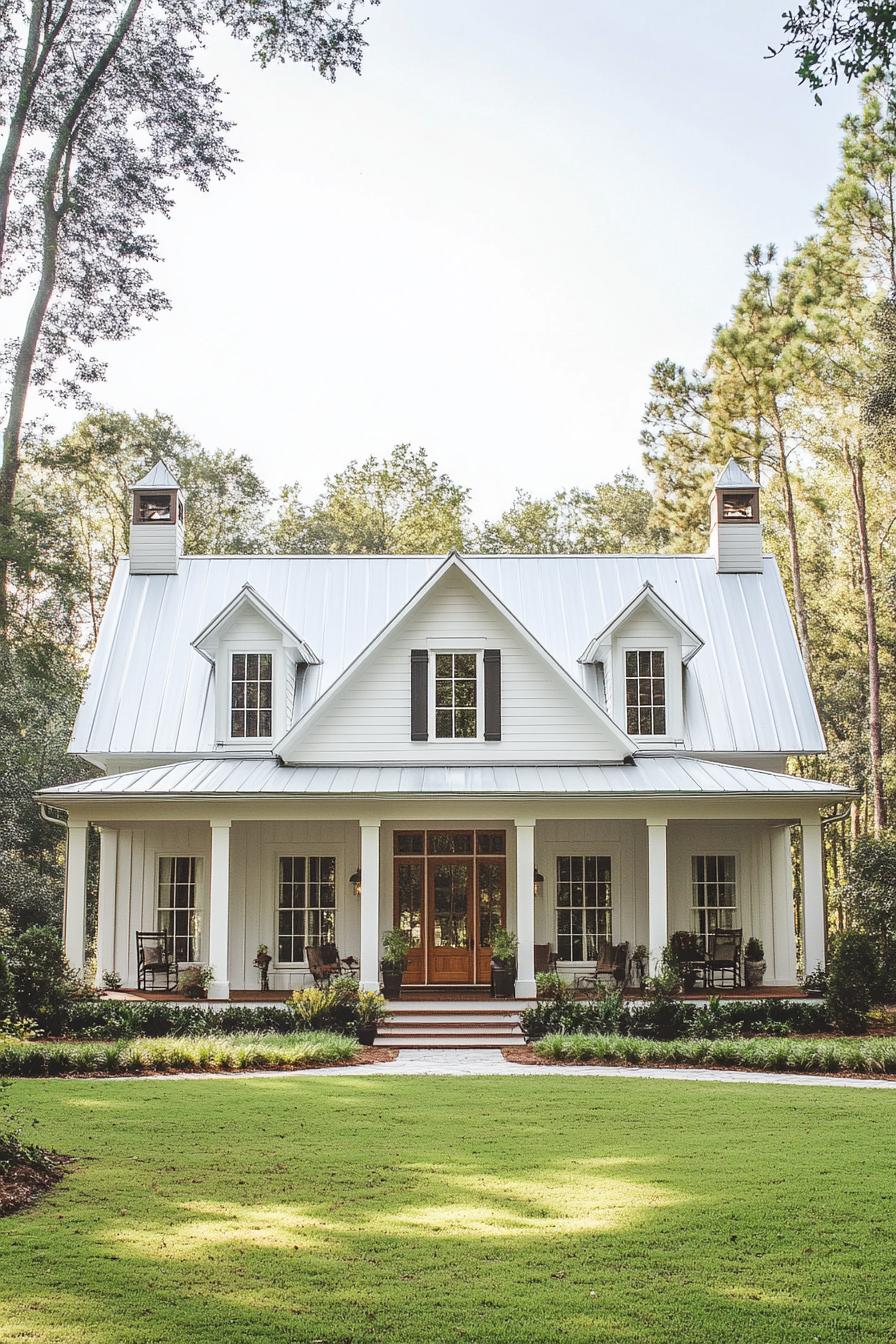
[7,925,84,1034]
[827,930,883,1030]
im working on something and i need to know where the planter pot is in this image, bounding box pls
[805,986,825,998]
[357,1025,377,1046]
[381,969,404,1000]
[744,959,766,989]
[182,987,207,1000]
[682,969,698,992]
[491,961,516,999]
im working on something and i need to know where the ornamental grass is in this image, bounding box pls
[533,1032,896,1074]
[0,1031,358,1076]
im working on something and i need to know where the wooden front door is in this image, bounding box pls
[393,830,506,985]
[428,858,474,983]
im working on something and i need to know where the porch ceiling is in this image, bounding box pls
[39,755,855,802]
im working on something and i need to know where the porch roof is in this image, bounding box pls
[40,755,855,802]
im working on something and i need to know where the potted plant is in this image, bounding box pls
[180,965,213,999]
[253,943,272,992]
[803,962,828,997]
[669,930,701,992]
[356,989,389,1045]
[381,928,411,1000]
[490,926,518,998]
[744,936,766,988]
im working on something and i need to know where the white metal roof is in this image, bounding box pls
[41,755,851,801]
[70,552,826,758]
[130,460,181,491]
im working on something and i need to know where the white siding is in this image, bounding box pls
[290,569,625,763]
[128,521,183,575]
[710,522,764,573]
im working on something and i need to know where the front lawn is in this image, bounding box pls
[1,1076,893,1343]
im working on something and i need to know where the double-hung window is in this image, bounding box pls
[434,652,479,739]
[230,652,273,739]
[157,856,200,961]
[555,855,612,961]
[277,856,337,965]
[692,855,737,948]
[624,649,666,736]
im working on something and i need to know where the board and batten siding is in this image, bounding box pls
[102,817,794,988]
[289,569,625,762]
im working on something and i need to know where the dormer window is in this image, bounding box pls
[230,652,273,739]
[434,652,479,739]
[624,650,666,736]
[721,491,757,522]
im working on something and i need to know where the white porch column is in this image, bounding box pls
[208,819,231,999]
[800,814,826,974]
[646,817,668,973]
[514,818,536,998]
[359,821,381,991]
[770,826,798,985]
[94,827,118,988]
[63,820,89,973]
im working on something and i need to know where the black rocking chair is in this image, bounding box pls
[136,930,179,992]
[707,928,743,989]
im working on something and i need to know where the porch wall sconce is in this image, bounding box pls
[534,868,545,899]
[349,867,362,898]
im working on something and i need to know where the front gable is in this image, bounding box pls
[278,559,634,764]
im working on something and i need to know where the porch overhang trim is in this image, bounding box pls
[37,756,858,803]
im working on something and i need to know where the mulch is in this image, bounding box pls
[0,1156,71,1217]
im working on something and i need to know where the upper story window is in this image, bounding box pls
[434,652,479,738]
[230,652,273,738]
[625,649,666,736]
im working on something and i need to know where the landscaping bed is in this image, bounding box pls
[0,1032,388,1077]
[0,1154,69,1216]
[510,1032,896,1076]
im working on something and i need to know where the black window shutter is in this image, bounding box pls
[410,649,428,741]
[483,648,501,741]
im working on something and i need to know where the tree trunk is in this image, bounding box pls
[0,3,75,275]
[775,427,812,675]
[846,442,887,834]
[0,0,143,639]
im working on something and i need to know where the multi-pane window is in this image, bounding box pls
[230,652,273,738]
[625,649,666,735]
[277,856,336,964]
[692,855,737,948]
[157,856,200,962]
[555,855,612,961]
[434,653,478,738]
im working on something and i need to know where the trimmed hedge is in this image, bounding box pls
[520,995,833,1042]
[0,1031,359,1076]
[533,1032,896,1075]
[56,1000,308,1039]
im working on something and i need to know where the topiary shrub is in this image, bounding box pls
[826,931,882,1033]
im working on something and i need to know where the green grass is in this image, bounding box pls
[0,1032,359,1076]
[533,1032,896,1073]
[1,1076,894,1343]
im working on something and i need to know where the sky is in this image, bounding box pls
[58,0,857,520]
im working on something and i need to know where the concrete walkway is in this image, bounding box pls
[97,1048,896,1089]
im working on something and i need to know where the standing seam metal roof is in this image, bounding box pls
[69,553,826,758]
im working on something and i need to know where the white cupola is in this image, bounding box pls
[128,460,185,575]
[708,459,763,574]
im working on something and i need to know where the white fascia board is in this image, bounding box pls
[579,581,704,664]
[191,583,319,665]
[275,551,638,759]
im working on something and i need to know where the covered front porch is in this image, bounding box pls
[55,792,833,1000]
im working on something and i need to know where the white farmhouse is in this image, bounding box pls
[41,458,851,999]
